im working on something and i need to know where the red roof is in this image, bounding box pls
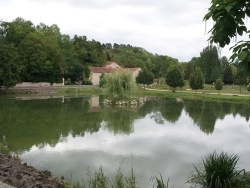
[89,67,113,73]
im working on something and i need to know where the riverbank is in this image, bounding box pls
[1,85,249,103]
[0,153,67,188]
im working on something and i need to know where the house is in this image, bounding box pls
[89,61,141,85]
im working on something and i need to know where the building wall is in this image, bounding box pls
[90,72,102,85]
[15,78,64,87]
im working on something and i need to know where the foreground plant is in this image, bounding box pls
[0,141,10,154]
[76,166,136,188]
[189,151,246,188]
[151,174,172,188]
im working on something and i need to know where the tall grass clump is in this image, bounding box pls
[0,139,10,154]
[151,174,172,188]
[104,70,137,99]
[189,151,246,188]
[78,166,136,188]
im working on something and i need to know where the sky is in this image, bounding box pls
[0,0,232,62]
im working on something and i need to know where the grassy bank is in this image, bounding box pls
[55,87,106,96]
[1,84,249,104]
[138,88,250,104]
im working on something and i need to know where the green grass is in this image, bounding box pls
[66,166,136,188]
[55,87,106,96]
[0,142,9,154]
[151,174,172,188]
[188,151,248,188]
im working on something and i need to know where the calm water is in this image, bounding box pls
[0,96,250,187]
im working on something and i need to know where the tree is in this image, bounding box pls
[199,46,221,84]
[181,62,192,80]
[189,67,204,91]
[223,65,234,85]
[136,69,154,89]
[204,0,250,73]
[165,66,185,92]
[0,43,21,88]
[214,78,223,93]
[210,66,223,83]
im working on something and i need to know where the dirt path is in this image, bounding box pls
[145,88,250,97]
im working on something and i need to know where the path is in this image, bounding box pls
[145,88,250,97]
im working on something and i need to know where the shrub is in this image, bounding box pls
[0,141,9,154]
[82,78,92,85]
[189,151,246,188]
[105,70,137,99]
[99,73,107,88]
[189,67,204,91]
[214,78,223,92]
[165,66,185,92]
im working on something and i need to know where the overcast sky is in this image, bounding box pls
[0,0,231,62]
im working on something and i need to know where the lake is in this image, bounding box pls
[0,96,250,187]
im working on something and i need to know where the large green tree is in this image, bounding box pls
[223,65,234,85]
[165,66,185,92]
[204,0,250,73]
[0,43,21,88]
[199,46,221,84]
[189,67,204,91]
[136,69,154,89]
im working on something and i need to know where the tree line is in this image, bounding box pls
[0,17,179,88]
[1,17,249,90]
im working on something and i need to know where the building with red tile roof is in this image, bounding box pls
[89,61,141,85]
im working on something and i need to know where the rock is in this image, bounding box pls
[0,153,66,188]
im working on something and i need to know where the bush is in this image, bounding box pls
[0,142,9,154]
[99,73,107,88]
[82,78,93,85]
[104,70,137,99]
[214,78,223,91]
[189,151,246,188]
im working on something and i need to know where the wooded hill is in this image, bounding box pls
[1,17,248,89]
[0,17,178,88]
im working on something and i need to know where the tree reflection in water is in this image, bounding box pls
[0,97,249,152]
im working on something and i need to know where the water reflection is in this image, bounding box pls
[0,97,250,187]
[0,97,250,151]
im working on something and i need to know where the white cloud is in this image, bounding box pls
[0,0,231,61]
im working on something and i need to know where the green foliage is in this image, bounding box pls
[82,78,92,85]
[210,66,223,83]
[80,166,136,188]
[103,44,178,78]
[200,46,221,84]
[0,17,179,87]
[223,65,234,85]
[189,151,246,188]
[214,78,223,91]
[0,43,21,88]
[151,174,171,188]
[180,62,192,80]
[86,167,109,188]
[136,69,154,87]
[204,0,250,73]
[99,73,107,88]
[165,66,185,91]
[0,142,9,154]
[105,70,137,99]
[189,67,204,90]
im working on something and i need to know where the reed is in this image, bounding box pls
[189,151,246,188]
[104,70,137,99]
